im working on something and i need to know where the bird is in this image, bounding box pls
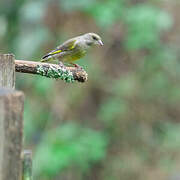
[41,32,103,67]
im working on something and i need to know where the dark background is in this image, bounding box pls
[1,0,180,179]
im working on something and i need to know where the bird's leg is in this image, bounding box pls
[70,62,83,70]
[58,61,66,68]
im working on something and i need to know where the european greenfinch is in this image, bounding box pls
[41,33,103,67]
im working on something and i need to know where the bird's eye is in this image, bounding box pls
[92,36,98,40]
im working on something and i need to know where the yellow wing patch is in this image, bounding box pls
[50,50,62,55]
[70,44,75,50]
[49,40,75,56]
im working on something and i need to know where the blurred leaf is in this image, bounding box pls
[124,5,173,50]
[98,98,128,124]
[20,1,46,24]
[14,28,50,59]
[87,0,125,28]
[60,0,96,11]
[33,123,108,177]
[32,76,55,96]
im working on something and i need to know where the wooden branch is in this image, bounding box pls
[0,54,15,88]
[15,60,88,83]
[0,88,24,180]
[22,150,33,180]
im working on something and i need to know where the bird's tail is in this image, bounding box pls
[41,54,51,62]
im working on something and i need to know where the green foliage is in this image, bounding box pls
[32,76,54,96]
[99,98,127,124]
[60,0,125,28]
[87,0,125,28]
[33,123,108,178]
[60,0,96,11]
[20,1,46,23]
[124,5,173,50]
[24,98,52,142]
[15,28,50,59]
[98,74,138,124]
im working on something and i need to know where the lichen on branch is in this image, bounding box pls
[36,64,75,83]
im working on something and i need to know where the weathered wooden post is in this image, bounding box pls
[0,54,24,180]
[0,89,24,180]
[0,54,15,88]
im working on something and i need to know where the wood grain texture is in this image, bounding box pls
[0,54,15,88]
[0,88,24,180]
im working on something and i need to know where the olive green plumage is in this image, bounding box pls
[41,33,103,64]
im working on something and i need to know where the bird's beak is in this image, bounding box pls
[98,40,103,46]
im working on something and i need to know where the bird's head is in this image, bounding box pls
[83,33,103,47]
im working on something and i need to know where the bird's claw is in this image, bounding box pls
[70,63,83,70]
[59,61,65,68]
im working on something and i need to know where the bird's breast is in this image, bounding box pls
[63,49,87,62]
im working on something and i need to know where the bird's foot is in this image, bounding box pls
[70,63,83,70]
[59,61,66,69]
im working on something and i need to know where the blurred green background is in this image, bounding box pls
[1,0,180,179]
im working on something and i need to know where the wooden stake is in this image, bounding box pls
[0,88,24,180]
[22,150,33,180]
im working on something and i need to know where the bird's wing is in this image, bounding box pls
[51,38,77,55]
[42,38,77,60]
